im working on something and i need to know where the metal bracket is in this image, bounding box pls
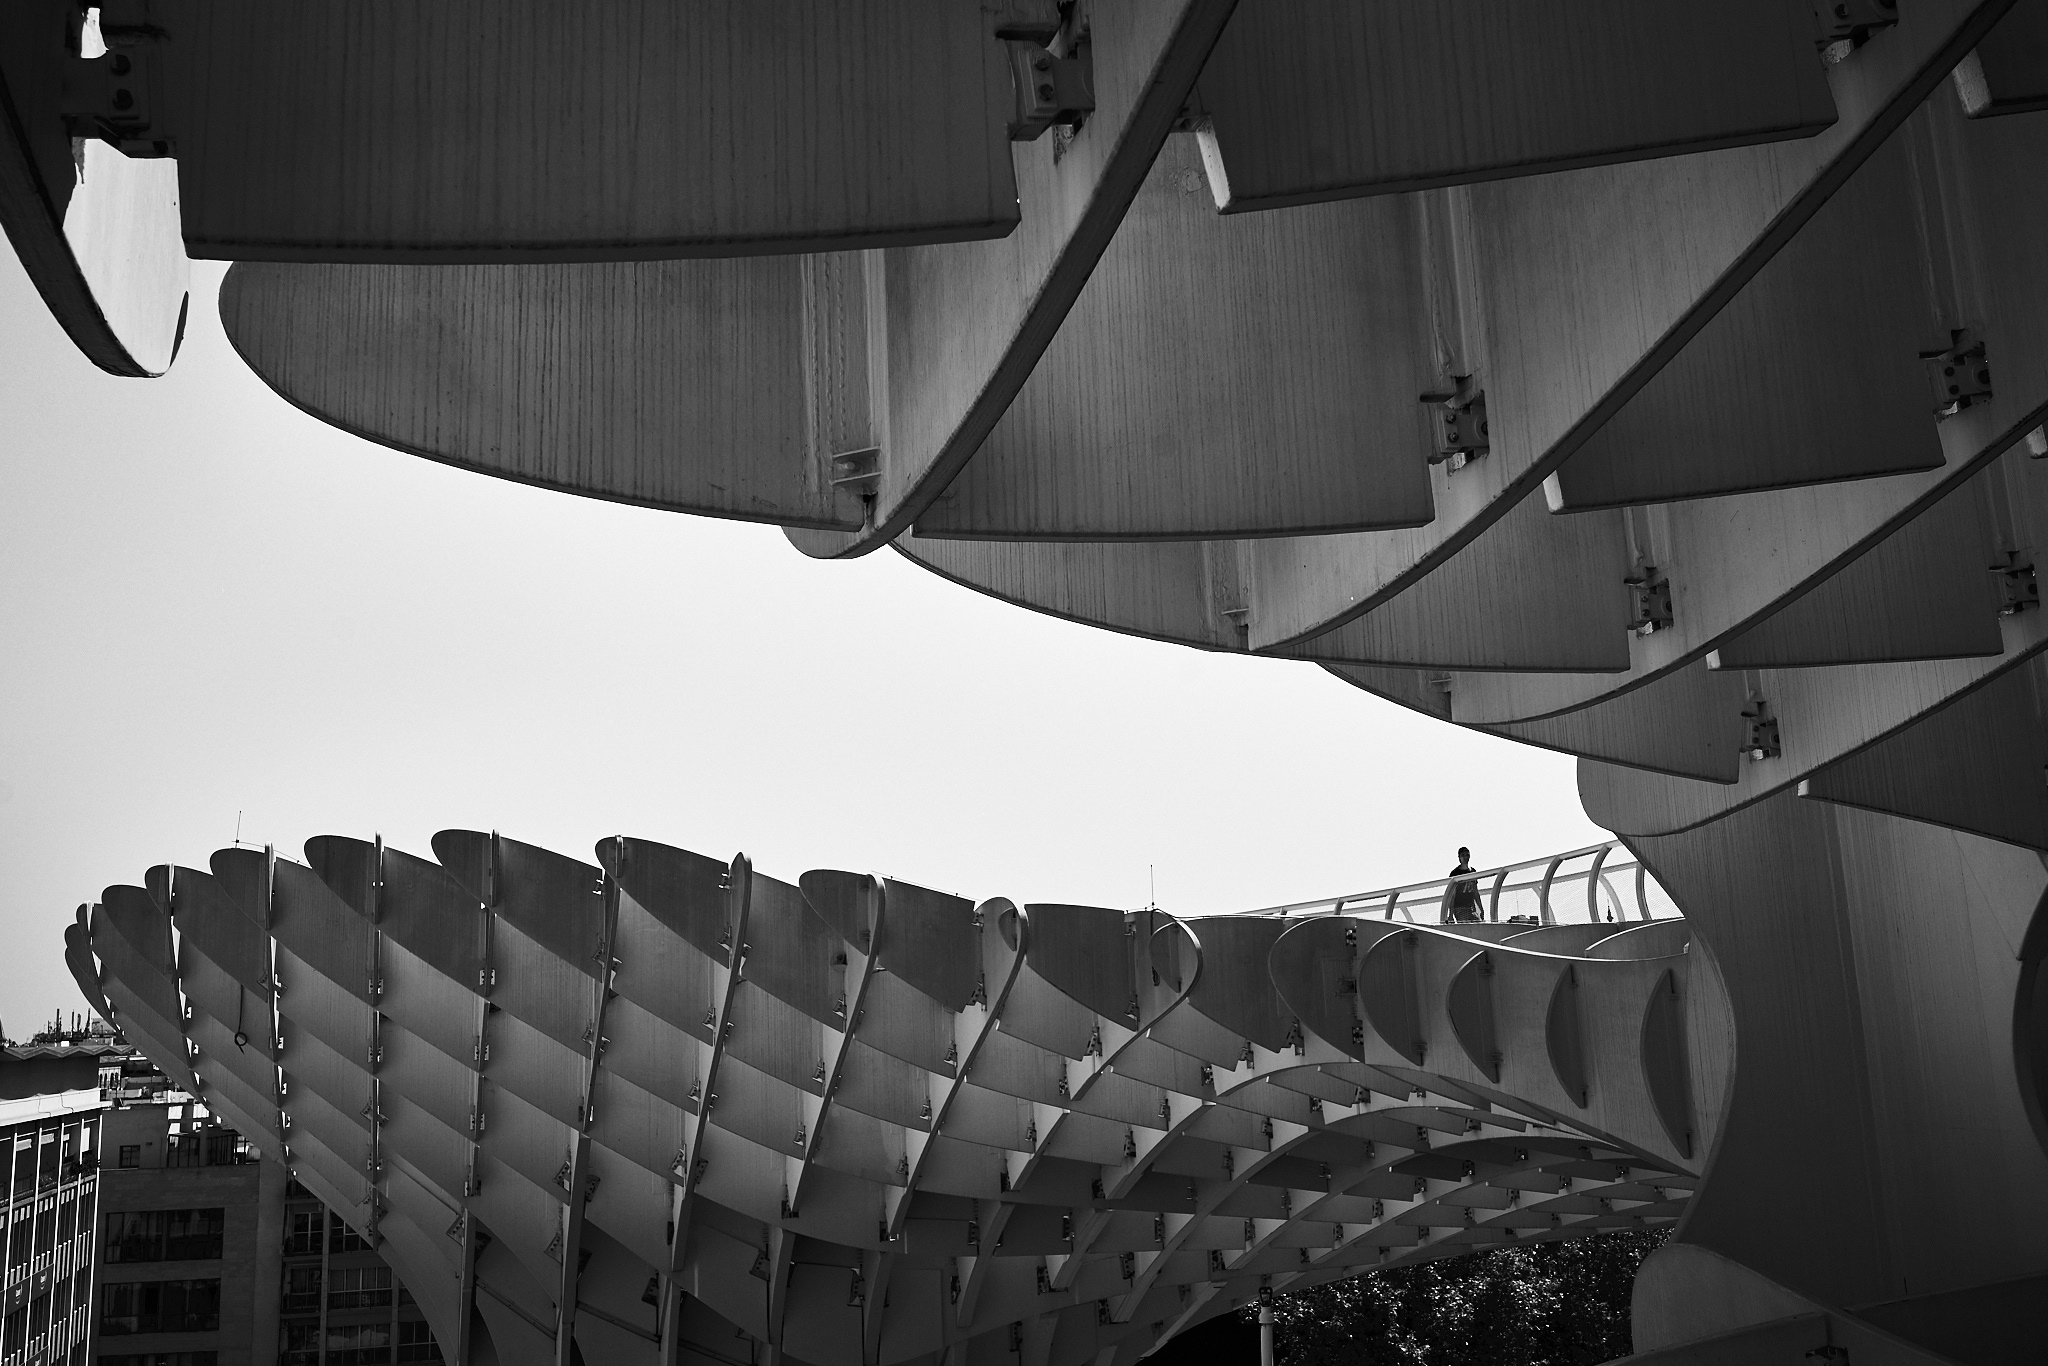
[1623,564,1673,636]
[1741,699,1781,761]
[58,3,172,157]
[1421,378,1489,469]
[1990,551,2039,616]
[1920,328,1992,417]
[829,447,881,500]
[1813,0,1897,59]
[999,4,1095,141]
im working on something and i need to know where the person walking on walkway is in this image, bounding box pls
[1447,847,1481,923]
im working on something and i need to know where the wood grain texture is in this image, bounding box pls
[1709,479,2003,668]
[219,258,861,529]
[1630,794,2048,1313]
[1582,620,2048,838]
[1798,655,2048,848]
[916,136,1435,540]
[897,536,1237,649]
[790,0,1244,558]
[1547,136,1943,510]
[1275,496,1631,671]
[1193,0,1834,212]
[1483,662,1747,784]
[158,2,1016,261]
[1245,0,2007,647]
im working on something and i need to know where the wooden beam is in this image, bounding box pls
[153,1,1016,262]
[1191,0,1835,211]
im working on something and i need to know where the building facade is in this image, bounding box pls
[93,1097,277,1366]
[0,1077,100,1366]
[4,1037,445,1366]
[277,1180,441,1366]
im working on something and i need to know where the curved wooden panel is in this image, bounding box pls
[1709,480,2003,669]
[62,921,115,1023]
[1356,930,1424,1066]
[1023,905,1137,1024]
[1640,968,1697,1159]
[799,871,876,952]
[874,879,980,1013]
[1546,135,1942,509]
[603,836,733,962]
[156,1,1017,261]
[1180,917,1294,1051]
[1445,951,1500,1082]
[915,141,1435,541]
[1192,0,1834,211]
[1487,661,1747,783]
[1797,658,2048,850]
[1268,917,1365,1063]
[1546,965,1589,1107]
[219,258,860,530]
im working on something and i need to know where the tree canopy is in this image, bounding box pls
[1251,1230,1668,1366]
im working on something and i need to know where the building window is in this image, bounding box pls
[328,1212,371,1254]
[281,1322,321,1366]
[283,1209,322,1256]
[104,1209,226,1263]
[163,1130,253,1168]
[117,1145,141,1168]
[327,1265,392,1310]
[325,1322,392,1366]
[98,1278,222,1335]
[395,1319,443,1363]
[281,1264,322,1314]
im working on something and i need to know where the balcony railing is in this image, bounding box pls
[1240,840,1682,926]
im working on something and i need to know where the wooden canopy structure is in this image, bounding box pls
[10,1,2048,1361]
[71,836,1709,1366]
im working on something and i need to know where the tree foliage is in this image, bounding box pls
[1252,1229,1668,1366]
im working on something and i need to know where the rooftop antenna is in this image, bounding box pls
[234,810,244,847]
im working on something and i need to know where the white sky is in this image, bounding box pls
[0,254,1604,1036]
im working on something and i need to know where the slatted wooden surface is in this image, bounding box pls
[220,259,860,529]
[1192,0,1834,211]
[1631,795,2048,1319]
[1710,482,2003,668]
[793,0,1243,557]
[1545,136,1944,510]
[157,2,1017,261]
[79,832,1709,1366]
[1275,497,1631,671]
[1798,659,2048,847]
[914,138,1435,540]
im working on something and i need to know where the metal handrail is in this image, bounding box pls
[1236,839,1676,924]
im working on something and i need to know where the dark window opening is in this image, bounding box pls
[104,1208,226,1263]
[98,1278,222,1335]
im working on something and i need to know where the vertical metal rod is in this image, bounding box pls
[1258,1305,1274,1366]
[1585,845,1612,922]
[1537,858,1565,926]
